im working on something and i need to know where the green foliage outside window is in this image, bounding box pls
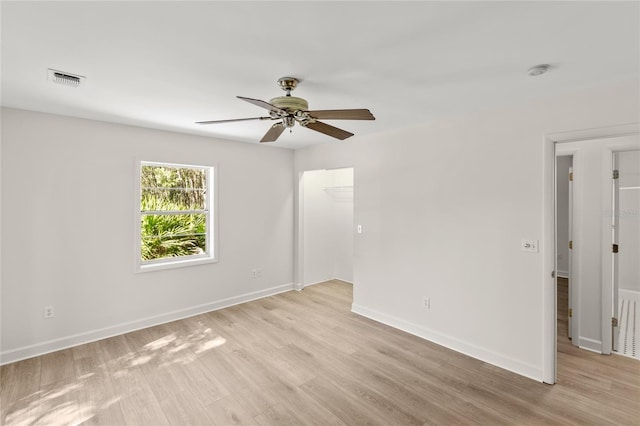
[140,165,208,261]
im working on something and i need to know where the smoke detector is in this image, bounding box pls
[48,68,85,87]
[527,64,550,77]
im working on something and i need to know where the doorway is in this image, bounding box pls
[556,137,639,354]
[298,167,354,288]
[544,128,639,384]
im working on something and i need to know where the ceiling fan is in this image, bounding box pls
[196,77,375,143]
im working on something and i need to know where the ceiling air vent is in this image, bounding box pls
[48,68,85,87]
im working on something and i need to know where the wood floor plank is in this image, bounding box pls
[178,357,231,406]
[39,348,75,387]
[117,387,171,426]
[253,403,307,426]
[2,280,639,425]
[71,354,127,426]
[349,347,513,425]
[157,389,215,426]
[259,379,347,426]
[204,395,259,426]
[0,357,42,426]
[299,375,389,426]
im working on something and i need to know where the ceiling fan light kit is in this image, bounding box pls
[196,76,375,143]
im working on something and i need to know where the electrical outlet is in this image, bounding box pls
[44,306,54,318]
[423,297,430,309]
[251,269,262,278]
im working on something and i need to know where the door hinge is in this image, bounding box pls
[613,170,619,179]
[612,317,618,327]
[569,240,573,250]
[569,172,573,181]
[569,308,573,318]
[613,244,619,253]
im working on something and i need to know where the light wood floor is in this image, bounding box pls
[2,279,639,425]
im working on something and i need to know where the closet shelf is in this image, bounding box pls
[323,185,353,192]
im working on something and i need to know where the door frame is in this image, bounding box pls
[542,123,639,384]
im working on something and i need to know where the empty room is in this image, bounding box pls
[1,2,639,425]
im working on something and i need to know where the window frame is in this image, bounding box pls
[134,160,218,273]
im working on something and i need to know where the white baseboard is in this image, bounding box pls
[351,303,543,382]
[578,337,602,353]
[557,270,569,279]
[620,289,640,303]
[302,277,352,288]
[0,282,294,365]
[302,279,332,287]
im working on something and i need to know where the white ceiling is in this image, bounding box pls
[2,1,638,149]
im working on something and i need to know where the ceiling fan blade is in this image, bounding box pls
[196,116,272,125]
[305,109,375,120]
[260,123,286,143]
[305,121,354,140]
[237,96,287,115]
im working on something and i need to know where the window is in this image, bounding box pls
[136,161,216,272]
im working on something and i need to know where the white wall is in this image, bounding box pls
[556,156,572,277]
[618,150,640,292]
[0,108,294,363]
[294,80,639,381]
[302,168,353,285]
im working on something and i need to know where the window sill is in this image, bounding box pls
[136,255,217,273]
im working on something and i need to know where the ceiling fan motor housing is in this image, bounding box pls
[269,96,309,112]
[269,96,312,127]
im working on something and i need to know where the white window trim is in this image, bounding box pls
[134,160,218,273]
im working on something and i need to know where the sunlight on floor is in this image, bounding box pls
[1,319,229,426]
[4,383,100,426]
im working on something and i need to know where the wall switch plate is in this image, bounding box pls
[521,239,539,253]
